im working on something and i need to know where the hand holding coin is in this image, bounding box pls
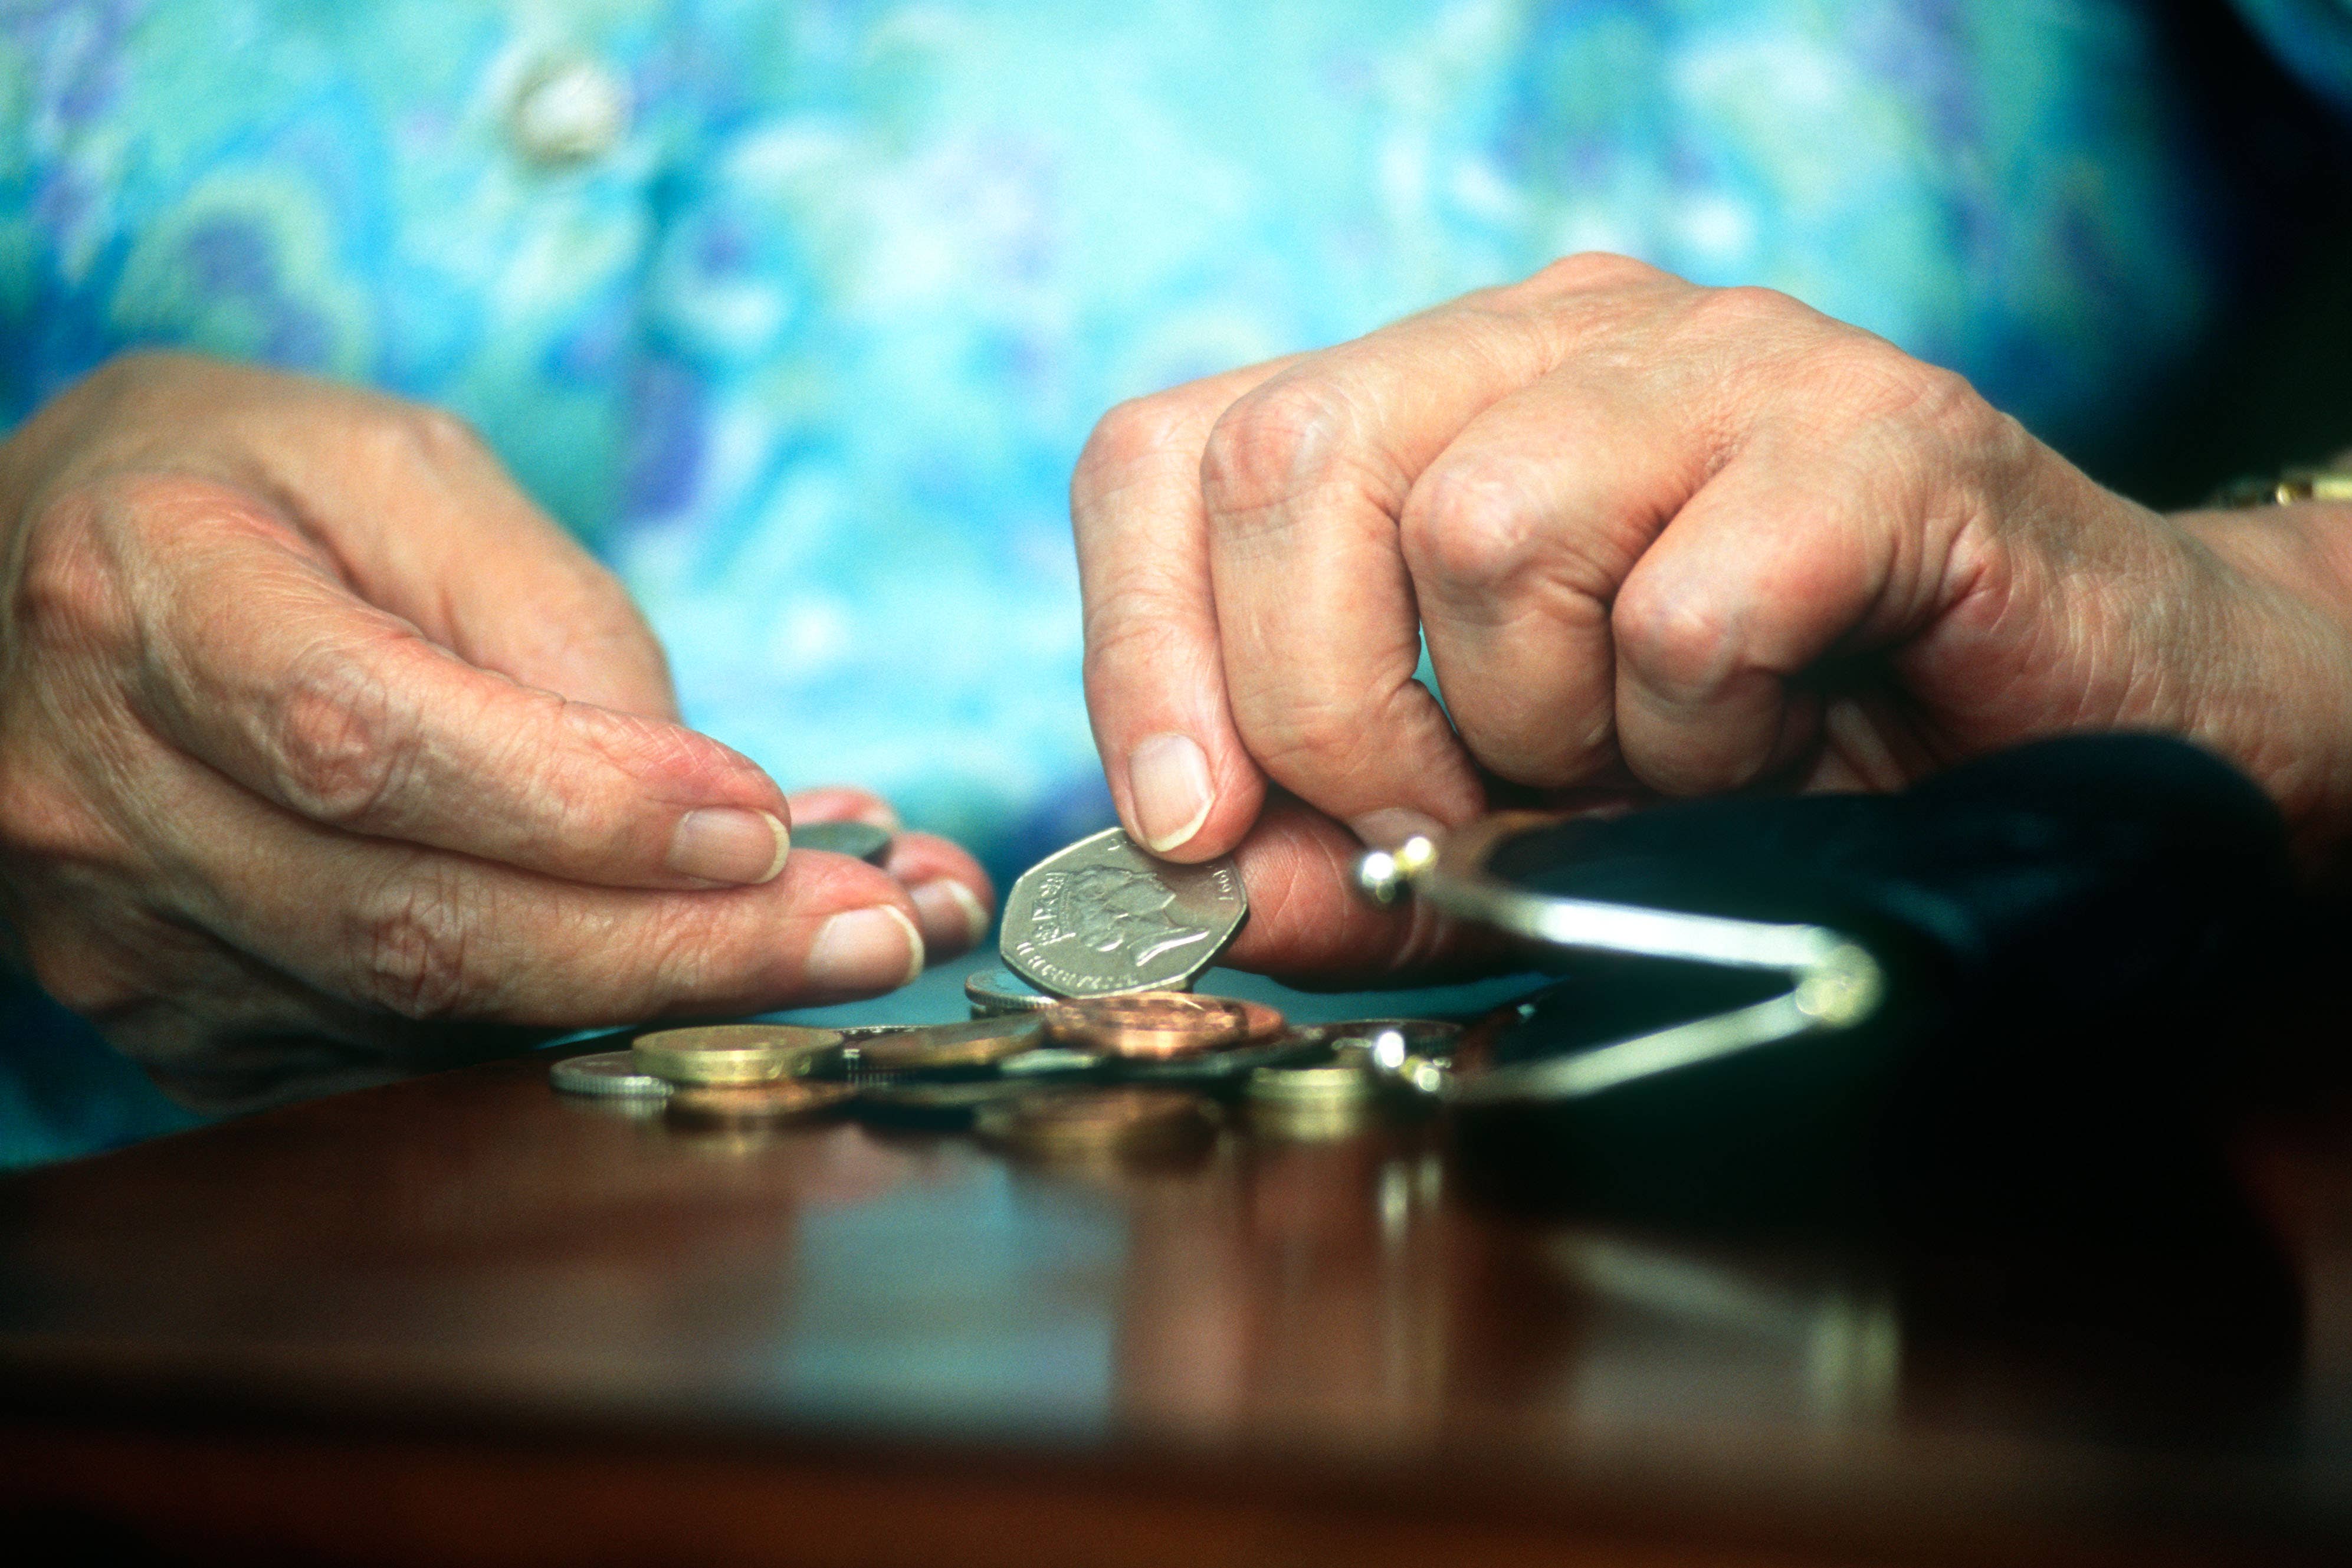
[0,354,998,1099]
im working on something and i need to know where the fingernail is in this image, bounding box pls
[806,906,924,992]
[1350,808,1446,849]
[1128,732,1214,852]
[911,878,991,948]
[668,808,789,884]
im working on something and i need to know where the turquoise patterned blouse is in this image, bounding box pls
[2,0,2349,1163]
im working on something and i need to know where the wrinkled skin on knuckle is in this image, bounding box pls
[1683,282,1816,346]
[1516,250,1671,307]
[1399,459,1551,597]
[349,400,490,486]
[625,898,724,1013]
[9,482,136,668]
[1074,392,1198,509]
[345,865,488,1021]
[569,698,765,813]
[25,937,145,1019]
[1080,582,1200,700]
[1614,573,1737,706]
[1245,678,1423,800]
[268,638,416,827]
[1199,378,1371,527]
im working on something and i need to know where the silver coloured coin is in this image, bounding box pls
[550,1050,674,1100]
[963,964,1058,1016]
[999,827,1247,998]
[793,819,894,865]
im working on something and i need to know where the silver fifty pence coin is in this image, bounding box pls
[999,826,1247,998]
[792,819,894,865]
[550,1049,675,1100]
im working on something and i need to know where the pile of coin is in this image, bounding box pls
[550,827,1461,1154]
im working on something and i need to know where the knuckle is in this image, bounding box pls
[1074,392,1199,504]
[1802,341,2019,481]
[355,401,488,477]
[22,931,145,1019]
[1846,349,1990,439]
[1399,459,1549,593]
[1081,586,1193,694]
[268,641,416,826]
[1614,576,1733,701]
[12,484,131,653]
[547,563,667,666]
[1249,694,1391,785]
[1199,378,1371,524]
[1524,250,1667,297]
[1687,283,1809,340]
[346,868,485,1020]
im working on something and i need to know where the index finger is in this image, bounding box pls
[112,477,795,890]
[1196,261,1674,836]
[1072,361,1290,861]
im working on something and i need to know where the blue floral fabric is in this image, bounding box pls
[0,0,2348,1164]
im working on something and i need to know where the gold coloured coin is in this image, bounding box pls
[1245,1094,1377,1141]
[665,1078,858,1126]
[632,1023,843,1085]
[1244,1058,1377,1108]
[973,1087,1218,1156]
[1041,993,1282,1059]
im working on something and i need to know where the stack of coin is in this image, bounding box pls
[964,965,1055,1016]
[549,1050,674,1102]
[840,1016,1047,1074]
[1244,1042,1382,1140]
[973,1087,1219,1160]
[1041,992,1283,1059]
[631,1023,841,1085]
[1251,1034,1411,1147]
[1324,1019,1462,1069]
[615,1023,855,1128]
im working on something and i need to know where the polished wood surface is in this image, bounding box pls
[3,1012,2350,1566]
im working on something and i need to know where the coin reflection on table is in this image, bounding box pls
[666,1078,858,1127]
[974,1087,1219,1160]
[854,1077,1057,1129]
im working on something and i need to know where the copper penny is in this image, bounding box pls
[1040,992,1275,1059]
[844,1016,1047,1072]
[973,1087,1218,1156]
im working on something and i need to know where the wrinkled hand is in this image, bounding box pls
[0,353,992,1103]
[1073,255,2352,979]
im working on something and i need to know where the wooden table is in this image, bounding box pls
[3,983,2350,1566]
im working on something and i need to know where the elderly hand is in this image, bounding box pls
[1073,255,2352,979]
[0,353,992,1102]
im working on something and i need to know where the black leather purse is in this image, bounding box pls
[1362,734,2314,1358]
